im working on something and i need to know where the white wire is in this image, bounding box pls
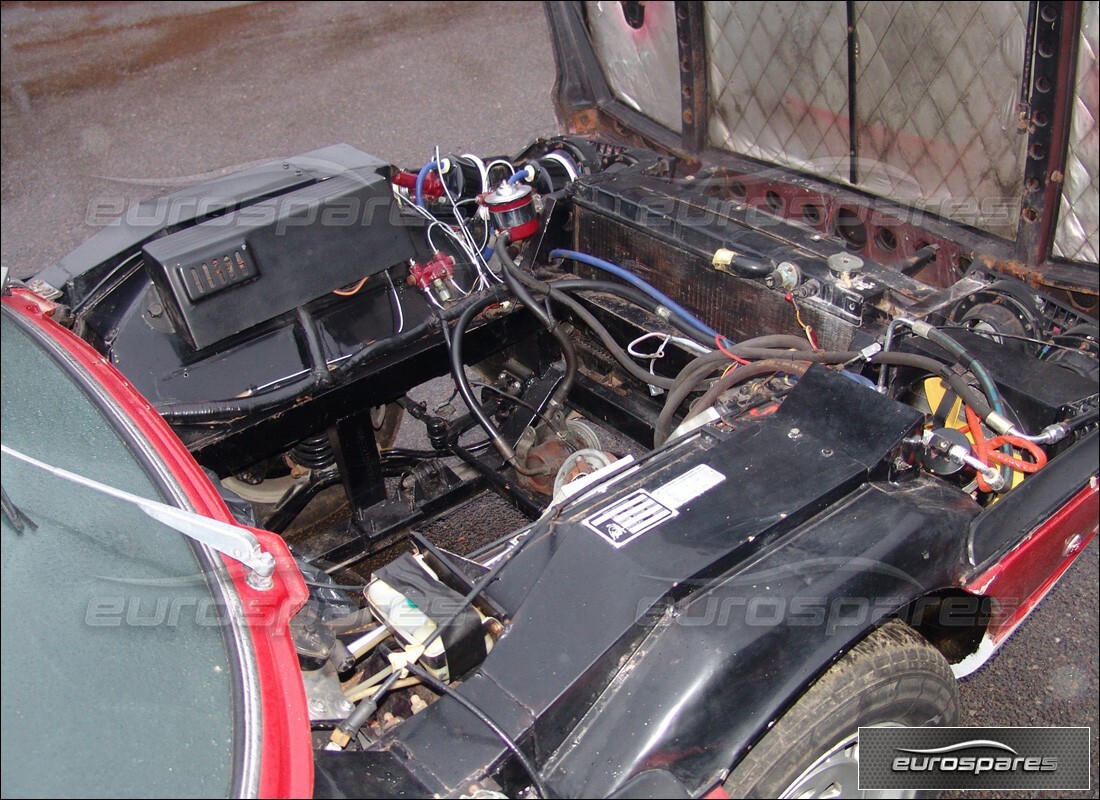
[627,332,711,394]
[627,332,709,356]
[485,158,516,177]
[435,145,500,286]
[397,192,480,265]
[627,332,672,360]
[384,269,404,334]
[448,276,472,298]
[454,199,491,250]
[426,220,478,264]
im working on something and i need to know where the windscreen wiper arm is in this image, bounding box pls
[1,483,37,533]
[1,444,276,589]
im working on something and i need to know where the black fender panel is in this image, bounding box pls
[542,477,980,798]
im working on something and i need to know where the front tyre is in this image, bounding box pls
[724,621,958,799]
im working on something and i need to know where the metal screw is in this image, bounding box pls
[788,427,802,440]
[821,448,833,457]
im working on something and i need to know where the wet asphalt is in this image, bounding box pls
[1,3,1096,796]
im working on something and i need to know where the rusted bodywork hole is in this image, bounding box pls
[875,227,898,252]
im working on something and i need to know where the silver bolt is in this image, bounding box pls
[788,427,802,440]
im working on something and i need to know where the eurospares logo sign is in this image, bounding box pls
[858,727,1091,791]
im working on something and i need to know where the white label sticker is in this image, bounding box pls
[650,464,726,509]
[583,490,676,548]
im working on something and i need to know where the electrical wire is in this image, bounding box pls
[715,334,751,365]
[333,508,550,760]
[940,324,1099,356]
[345,675,421,704]
[384,269,404,334]
[333,276,369,297]
[549,248,725,342]
[485,158,516,177]
[785,292,819,349]
[688,359,810,418]
[508,265,680,390]
[435,146,498,289]
[405,662,550,799]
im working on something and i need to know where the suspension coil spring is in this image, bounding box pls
[290,433,336,470]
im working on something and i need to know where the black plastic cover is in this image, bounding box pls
[776,364,925,471]
[142,164,419,350]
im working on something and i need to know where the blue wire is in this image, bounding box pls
[506,168,528,185]
[415,160,441,208]
[549,248,722,340]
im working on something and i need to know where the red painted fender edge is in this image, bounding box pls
[3,289,314,798]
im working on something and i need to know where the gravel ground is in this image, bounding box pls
[2,3,1095,795]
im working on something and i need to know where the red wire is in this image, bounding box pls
[715,334,751,364]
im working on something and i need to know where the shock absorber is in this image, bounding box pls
[290,433,336,470]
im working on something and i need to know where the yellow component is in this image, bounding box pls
[923,378,966,429]
[921,378,1026,491]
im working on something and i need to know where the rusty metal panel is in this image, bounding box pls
[1053,0,1099,264]
[704,1,851,184]
[853,1,1030,241]
[585,1,683,133]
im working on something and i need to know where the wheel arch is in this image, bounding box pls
[540,479,982,798]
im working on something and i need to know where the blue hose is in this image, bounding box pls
[506,168,529,184]
[415,160,442,208]
[549,249,722,340]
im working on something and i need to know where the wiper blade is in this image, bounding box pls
[1,444,276,589]
[1,483,37,533]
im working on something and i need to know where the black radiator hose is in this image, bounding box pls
[495,232,577,424]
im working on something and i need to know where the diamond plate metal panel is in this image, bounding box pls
[853,1,1030,240]
[1054,0,1099,264]
[586,0,682,133]
[704,1,851,183]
